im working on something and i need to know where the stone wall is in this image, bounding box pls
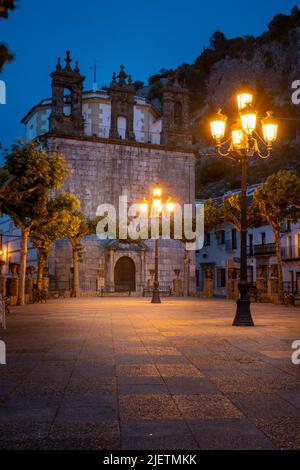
[46,134,196,294]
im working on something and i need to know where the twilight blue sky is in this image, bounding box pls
[0,0,298,148]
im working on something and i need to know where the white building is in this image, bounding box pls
[0,215,37,273]
[1,57,195,295]
[21,89,162,145]
[196,185,300,297]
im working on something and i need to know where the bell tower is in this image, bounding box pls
[161,75,192,147]
[109,65,135,140]
[49,51,85,136]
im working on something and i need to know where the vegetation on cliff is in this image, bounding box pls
[146,6,300,198]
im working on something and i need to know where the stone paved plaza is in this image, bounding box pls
[0,297,300,450]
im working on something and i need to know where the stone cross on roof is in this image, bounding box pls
[117,65,128,85]
[64,51,72,71]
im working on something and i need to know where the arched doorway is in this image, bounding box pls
[114,256,135,292]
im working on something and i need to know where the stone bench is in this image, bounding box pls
[49,290,67,300]
[143,285,172,297]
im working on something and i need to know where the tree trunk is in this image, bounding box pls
[183,249,190,296]
[37,252,47,291]
[18,227,30,306]
[274,229,283,304]
[71,242,80,297]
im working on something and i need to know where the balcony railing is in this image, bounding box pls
[247,243,276,256]
[281,245,300,260]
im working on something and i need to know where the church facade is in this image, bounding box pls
[22,51,197,295]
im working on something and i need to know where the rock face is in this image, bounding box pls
[193,25,300,198]
[195,25,300,131]
[206,31,300,111]
[46,135,196,295]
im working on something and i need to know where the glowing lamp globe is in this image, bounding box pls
[166,198,175,213]
[231,129,244,149]
[240,105,257,135]
[237,92,253,111]
[261,112,278,144]
[210,109,227,140]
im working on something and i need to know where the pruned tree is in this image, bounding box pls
[30,193,79,290]
[204,198,224,233]
[223,193,263,230]
[253,170,300,303]
[64,208,99,298]
[1,142,70,305]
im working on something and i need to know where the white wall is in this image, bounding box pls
[24,93,162,144]
[196,220,300,295]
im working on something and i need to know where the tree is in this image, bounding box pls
[0,0,15,18]
[209,30,227,52]
[64,208,99,298]
[223,193,263,230]
[0,0,16,71]
[133,80,144,91]
[30,193,80,290]
[1,142,70,305]
[0,140,72,219]
[253,171,300,303]
[204,198,224,233]
[284,171,300,209]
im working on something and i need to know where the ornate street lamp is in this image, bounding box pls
[209,87,278,326]
[140,185,174,304]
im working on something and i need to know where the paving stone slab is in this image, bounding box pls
[119,394,183,420]
[254,417,300,449]
[188,418,277,450]
[229,393,300,418]
[172,394,243,419]
[121,419,199,450]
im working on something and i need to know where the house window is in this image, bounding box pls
[217,268,226,288]
[261,232,266,245]
[216,230,225,245]
[231,228,237,250]
[204,232,211,246]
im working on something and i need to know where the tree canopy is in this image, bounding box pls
[253,170,300,302]
[1,141,70,305]
[0,0,16,71]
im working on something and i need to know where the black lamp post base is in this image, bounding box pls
[232,282,254,326]
[151,293,161,303]
[233,299,254,326]
[151,281,161,304]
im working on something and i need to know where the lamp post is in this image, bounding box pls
[140,185,174,304]
[209,87,278,326]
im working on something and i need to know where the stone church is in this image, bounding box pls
[22,51,196,295]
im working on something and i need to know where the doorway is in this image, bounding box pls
[114,256,136,292]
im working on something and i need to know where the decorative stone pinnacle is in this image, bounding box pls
[56,57,62,71]
[173,71,181,88]
[64,50,72,71]
[74,61,79,73]
[118,64,128,85]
